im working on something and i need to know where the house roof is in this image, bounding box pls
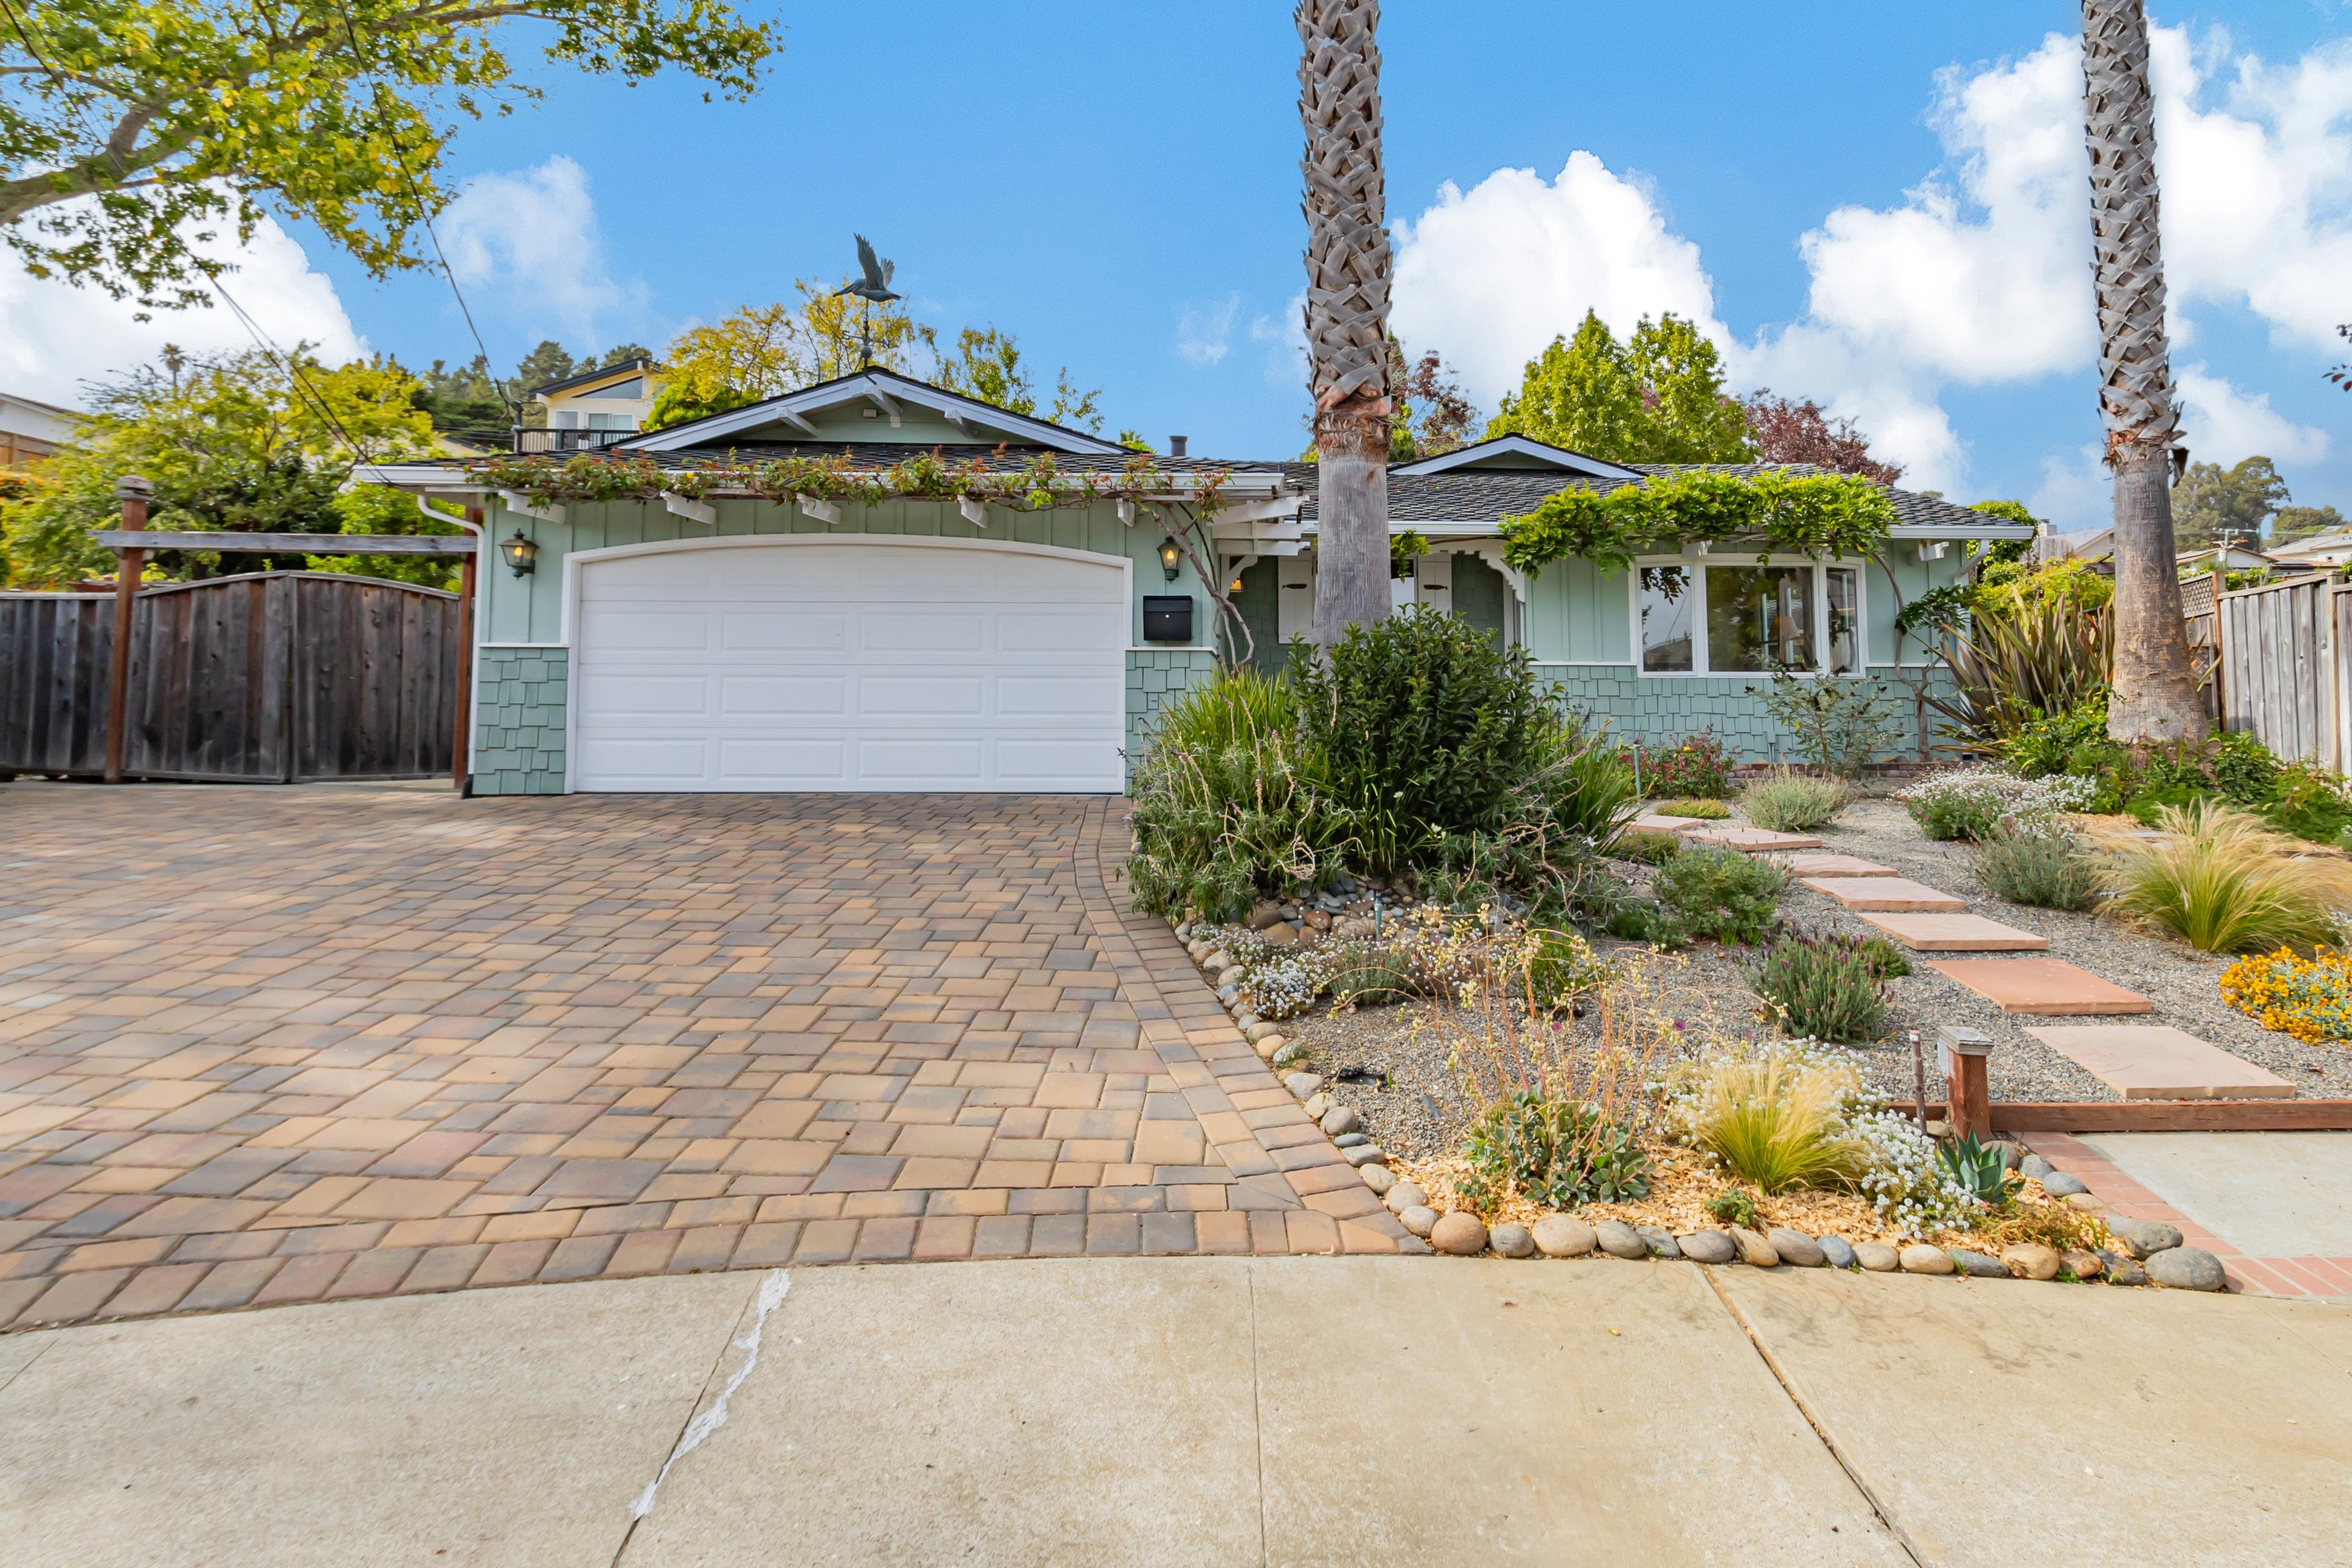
[529,359,655,399]
[1388,432,1639,480]
[623,365,1130,457]
[2264,528,2352,561]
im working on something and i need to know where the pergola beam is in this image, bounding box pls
[96,531,479,555]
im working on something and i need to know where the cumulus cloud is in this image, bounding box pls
[2176,365,2330,466]
[0,210,364,410]
[440,155,645,343]
[1249,292,1309,391]
[1175,293,1240,365]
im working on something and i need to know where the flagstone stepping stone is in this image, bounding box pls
[1684,826,1824,852]
[1779,853,1898,878]
[1799,876,1966,912]
[1856,912,2050,951]
[1630,812,1713,835]
[2024,1024,2295,1100]
[1926,958,2152,1016]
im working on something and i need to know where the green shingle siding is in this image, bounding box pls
[472,647,569,795]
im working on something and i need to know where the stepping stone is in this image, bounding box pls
[1779,852,1897,878]
[1926,958,2153,1016]
[1856,912,2050,952]
[2024,1025,2295,1100]
[1799,876,1965,912]
[1684,826,1824,853]
[1630,813,1714,835]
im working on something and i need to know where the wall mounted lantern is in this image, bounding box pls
[501,530,540,577]
[1158,535,1182,582]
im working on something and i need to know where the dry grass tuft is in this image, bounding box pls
[2096,800,2352,953]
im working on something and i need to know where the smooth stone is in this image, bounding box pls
[1254,1034,1288,1059]
[1532,1215,1598,1258]
[1215,966,1244,988]
[2105,1217,2184,1260]
[2064,1192,2103,1212]
[1203,950,1231,972]
[2097,1248,2148,1286]
[2002,1243,2062,1281]
[1818,1235,1858,1270]
[2020,1154,2055,1180]
[2145,1246,2227,1292]
[1259,923,1299,948]
[1636,1226,1682,1259]
[1595,1220,1650,1261]
[1766,1228,1825,1267]
[1397,1204,1439,1238]
[1270,1042,1308,1068]
[1677,1229,1737,1264]
[1244,1021,1280,1043]
[1948,1249,2010,1279]
[1362,1163,1396,1196]
[1900,1244,1956,1275]
[1490,1223,1537,1259]
[1729,1226,1780,1267]
[1853,1241,1901,1273]
[1215,984,1240,1005]
[1384,1181,1428,1214]
[2062,1247,2105,1281]
[1343,1145,1388,1168]
[1430,1212,1488,1256]
[1332,1132,1368,1148]
[1284,1072,1324,1101]
[1236,1014,1263,1033]
[1249,901,1286,929]
[1303,1093,1331,1122]
[1319,1105,1362,1137]
[2040,1171,2089,1198]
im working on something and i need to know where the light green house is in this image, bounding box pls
[364,370,2027,797]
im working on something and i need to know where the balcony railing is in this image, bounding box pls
[512,426,635,455]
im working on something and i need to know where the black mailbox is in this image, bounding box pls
[1142,595,1195,643]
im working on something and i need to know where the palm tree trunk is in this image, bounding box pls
[1298,0,1394,644]
[2082,0,2207,743]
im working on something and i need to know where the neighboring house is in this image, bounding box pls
[362,368,2025,797]
[518,358,661,454]
[2175,543,2275,577]
[0,393,77,466]
[2262,528,2352,572]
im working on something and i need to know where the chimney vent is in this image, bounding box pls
[1169,435,1188,458]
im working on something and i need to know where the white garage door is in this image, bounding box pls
[571,540,1128,792]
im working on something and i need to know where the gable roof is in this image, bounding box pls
[529,358,655,400]
[624,365,1128,457]
[1389,432,1639,480]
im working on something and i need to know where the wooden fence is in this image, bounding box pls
[2213,573,2352,768]
[0,571,460,782]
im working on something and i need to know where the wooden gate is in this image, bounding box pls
[0,572,460,781]
[2215,574,2347,768]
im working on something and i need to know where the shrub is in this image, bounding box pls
[1638,730,1733,799]
[1605,898,1691,949]
[1857,935,1912,979]
[2267,762,2352,845]
[1739,766,1849,832]
[1929,567,2112,746]
[1655,797,1730,819]
[2102,801,2352,953]
[1459,1091,1651,1212]
[1527,927,1609,1008]
[1747,929,1892,1043]
[1936,1134,2024,1206]
[1973,824,2103,911]
[1619,831,1684,867]
[1677,1050,1871,1194]
[1896,767,2098,842]
[1127,673,1356,923]
[2002,690,2126,786]
[2219,947,2352,1042]
[1654,845,1786,945]
[1752,671,1907,777]
[1705,1187,1758,1229]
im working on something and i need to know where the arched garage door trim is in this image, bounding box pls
[559,533,1133,794]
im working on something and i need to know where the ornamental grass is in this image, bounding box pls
[1738,767,1849,833]
[2097,800,2352,954]
[1678,1050,1871,1195]
[2218,948,2352,1043]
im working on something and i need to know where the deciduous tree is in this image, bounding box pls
[1742,391,1901,483]
[1488,310,1751,464]
[2270,504,2345,545]
[2170,456,2290,548]
[1387,335,1475,460]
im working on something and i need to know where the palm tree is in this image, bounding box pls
[2082,0,2207,742]
[1298,0,1394,642]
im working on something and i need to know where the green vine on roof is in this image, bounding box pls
[1498,469,1898,577]
[470,448,1230,517]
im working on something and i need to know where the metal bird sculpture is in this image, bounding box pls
[836,234,900,303]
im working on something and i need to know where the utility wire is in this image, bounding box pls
[0,0,61,81]
[209,274,377,465]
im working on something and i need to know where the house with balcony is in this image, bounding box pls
[518,359,661,453]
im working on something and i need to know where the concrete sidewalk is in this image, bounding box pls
[4,1258,2347,1567]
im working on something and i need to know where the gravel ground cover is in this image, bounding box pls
[1280,792,2352,1163]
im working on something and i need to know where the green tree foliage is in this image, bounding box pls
[935,325,1103,433]
[1386,335,1477,461]
[1487,310,1751,463]
[1966,498,2039,566]
[2270,504,2345,545]
[2172,456,2291,548]
[0,0,774,309]
[0,347,452,587]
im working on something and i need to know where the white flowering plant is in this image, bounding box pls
[1895,766,2099,843]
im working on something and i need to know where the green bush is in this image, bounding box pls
[1746,929,1892,1044]
[1655,797,1730,819]
[1620,831,1684,867]
[1460,1091,1650,1212]
[1655,846,1786,945]
[1739,767,1849,832]
[2268,762,2352,844]
[1606,898,1691,948]
[1856,935,1912,979]
[2003,691,2126,787]
[1126,671,1356,923]
[1974,824,2103,911]
[1637,730,1734,798]
[1752,672,1906,777]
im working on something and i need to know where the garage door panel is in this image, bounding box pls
[994,739,1125,787]
[716,737,851,784]
[858,675,985,716]
[586,609,716,653]
[995,676,1122,718]
[995,609,1128,653]
[855,737,988,782]
[574,736,711,786]
[720,610,848,652]
[858,612,987,654]
[717,675,849,717]
[585,673,714,717]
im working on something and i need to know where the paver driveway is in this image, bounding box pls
[0,785,1408,1329]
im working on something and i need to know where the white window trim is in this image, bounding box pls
[1628,553,1869,678]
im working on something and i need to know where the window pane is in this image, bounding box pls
[1827,567,1860,675]
[1706,566,1816,673]
[1639,565,1694,672]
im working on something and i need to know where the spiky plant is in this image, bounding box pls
[2080,0,2208,744]
[1297,0,1393,641]
[2099,800,2352,953]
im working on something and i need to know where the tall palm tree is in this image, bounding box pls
[1298,0,1394,642]
[2082,0,2207,742]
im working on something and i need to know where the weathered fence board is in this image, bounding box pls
[0,571,459,782]
[2216,575,2338,765]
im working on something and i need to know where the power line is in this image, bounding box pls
[207,275,377,465]
[0,0,61,82]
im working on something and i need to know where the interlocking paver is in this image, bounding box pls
[0,787,1390,1326]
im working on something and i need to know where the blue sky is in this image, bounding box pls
[7,3,2351,532]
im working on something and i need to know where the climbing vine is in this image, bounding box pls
[1498,469,1897,577]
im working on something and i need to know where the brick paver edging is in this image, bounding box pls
[0,786,1413,1333]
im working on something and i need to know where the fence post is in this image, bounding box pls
[453,506,482,794]
[102,475,151,785]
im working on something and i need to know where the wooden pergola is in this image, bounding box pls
[91,476,482,788]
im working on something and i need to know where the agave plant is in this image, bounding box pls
[1936,1133,2022,1206]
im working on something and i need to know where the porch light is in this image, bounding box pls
[501,529,539,577]
[1158,535,1182,581]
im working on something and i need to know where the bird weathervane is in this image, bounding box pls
[835,234,899,368]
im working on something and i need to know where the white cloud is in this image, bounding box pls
[2175,365,2330,466]
[1249,292,1309,391]
[1176,293,1240,365]
[0,210,364,410]
[440,156,644,344]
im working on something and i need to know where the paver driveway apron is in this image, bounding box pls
[0,785,1406,1330]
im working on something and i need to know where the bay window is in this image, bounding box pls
[1632,558,1865,675]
